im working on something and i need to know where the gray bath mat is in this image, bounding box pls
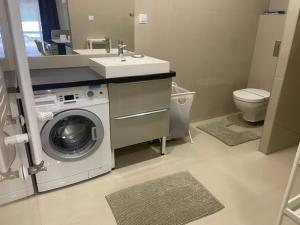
[197,119,260,146]
[106,171,224,225]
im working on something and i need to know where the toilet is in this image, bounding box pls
[233,88,270,122]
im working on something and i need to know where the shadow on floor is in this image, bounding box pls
[115,143,161,169]
[227,113,264,128]
[115,126,201,169]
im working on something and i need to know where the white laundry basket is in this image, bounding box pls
[168,83,195,142]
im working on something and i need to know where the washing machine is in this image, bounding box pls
[34,85,112,192]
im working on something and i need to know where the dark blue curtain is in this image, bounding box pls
[38,0,60,42]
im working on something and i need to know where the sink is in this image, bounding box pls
[89,56,170,78]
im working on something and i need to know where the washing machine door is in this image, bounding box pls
[41,109,104,161]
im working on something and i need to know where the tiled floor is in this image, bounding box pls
[1,117,300,225]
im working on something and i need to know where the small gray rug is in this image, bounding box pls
[106,171,224,225]
[197,118,260,146]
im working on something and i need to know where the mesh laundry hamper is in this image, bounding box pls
[168,83,195,142]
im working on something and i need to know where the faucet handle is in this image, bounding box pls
[105,37,111,44]
[105,37,111,53]
[117,40,126,47]
[118,41,126,50]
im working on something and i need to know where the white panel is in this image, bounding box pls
[248,15,286,92]
[0,63,15,173]
[0,117,34,206]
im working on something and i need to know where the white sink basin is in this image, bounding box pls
[89,56,170,78]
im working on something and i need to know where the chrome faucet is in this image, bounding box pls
[105,37,111,53]
[117,40,126,61]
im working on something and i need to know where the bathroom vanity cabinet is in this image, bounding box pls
[27,67,175,150]
[109,78,172,149]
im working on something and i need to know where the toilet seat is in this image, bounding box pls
[233,88,270,103]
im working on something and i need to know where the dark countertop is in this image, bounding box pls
[30,67,176,91]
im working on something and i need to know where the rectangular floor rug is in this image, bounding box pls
[106,171,224,225]
[197,118,260,146]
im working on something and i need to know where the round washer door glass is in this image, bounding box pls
[41,109,104,161]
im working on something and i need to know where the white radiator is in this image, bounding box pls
[0,64,15,173]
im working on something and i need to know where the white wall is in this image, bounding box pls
[247,15,286,92]
[260,0,300,154]
[135,0,269,122]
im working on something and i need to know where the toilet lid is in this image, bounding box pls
[233,88,270,103]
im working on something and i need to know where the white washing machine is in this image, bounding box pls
[34,85,112,192]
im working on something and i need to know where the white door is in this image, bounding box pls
[40,109,104,161]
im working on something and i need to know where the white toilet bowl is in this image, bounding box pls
[233,88,270,122]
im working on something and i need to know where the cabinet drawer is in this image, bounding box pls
[111,109,169,149]
[109,78,172,118]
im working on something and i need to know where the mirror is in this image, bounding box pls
[18,0,134,57]
[0,33,4,58]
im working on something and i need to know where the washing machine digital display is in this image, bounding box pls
[64,95,75,101]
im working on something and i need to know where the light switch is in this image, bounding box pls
[88,16,95,22]
[138,14,148,24]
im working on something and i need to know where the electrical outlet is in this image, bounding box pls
[138,14,148,24]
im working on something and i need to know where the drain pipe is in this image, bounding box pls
[5,0,43,165]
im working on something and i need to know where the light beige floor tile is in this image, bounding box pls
[1,116,299,225]
[0,196,42,225]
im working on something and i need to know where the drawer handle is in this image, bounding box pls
[115,109,168,120]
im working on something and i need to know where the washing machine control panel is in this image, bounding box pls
[55,85,108,104]
[58,93,78,102]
